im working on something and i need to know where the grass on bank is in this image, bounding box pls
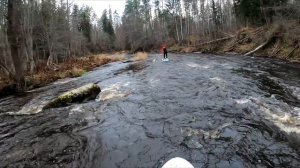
[132,52,148,61]
[0,54,125,95]
[28,54,125,88]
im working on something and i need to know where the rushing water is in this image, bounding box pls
[1,54,300,168]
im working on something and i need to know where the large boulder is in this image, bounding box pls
[8,83,100,115]
[44,83,101,109]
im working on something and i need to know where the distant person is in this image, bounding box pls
[163,47,168,59]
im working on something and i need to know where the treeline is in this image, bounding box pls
[0,0,299,89]
[0,0,119,89]
[118,0,299,51]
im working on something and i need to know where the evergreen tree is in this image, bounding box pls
[108,6,113,23]
[101,9,115,37]
[113,10,120,28]
[78,6,92,42]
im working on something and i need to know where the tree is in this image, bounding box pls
[1,0,298,88]
[101,10,115,37]
[234,0,289,25]
[113,10,121,28]
[78,6,92,42]
[7,0,25,89]
[141,0,152,35]
[211,0,222,37]
[23,0,35,73]
[122,0,145,51]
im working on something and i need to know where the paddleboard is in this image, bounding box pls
[162,58,169,62]
[162,157,194,168]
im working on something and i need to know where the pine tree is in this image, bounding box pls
[78,6,92,42]
[113,10,120,28]
[108,6,113,23]
[101,9,115,37]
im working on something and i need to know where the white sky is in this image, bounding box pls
[73,0,126,17]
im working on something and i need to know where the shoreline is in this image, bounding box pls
[169,23,300,64]
[0,53,125,98]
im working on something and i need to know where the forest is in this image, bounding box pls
[1,1,300,167]
[0,0,299,91]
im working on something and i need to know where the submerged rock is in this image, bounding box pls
[44,83,101,109]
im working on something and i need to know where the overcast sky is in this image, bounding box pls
[74,0,126,17]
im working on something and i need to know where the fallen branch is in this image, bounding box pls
[244,41,270,56]
[286,45,299,58]
[271,42,280,56]
[191,36,234,47]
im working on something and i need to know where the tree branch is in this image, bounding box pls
[191,36,234,47]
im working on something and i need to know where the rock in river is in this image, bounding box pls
[9,83,101,115]
[44,83,101,109]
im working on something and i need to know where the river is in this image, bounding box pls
[1,54,300,168]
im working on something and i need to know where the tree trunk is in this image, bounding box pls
[24,32,35,73]
[180,14,184,41]
[24,0,35,73]
[7,0,25,90]
[175,16,180,42]
[47,43,53,67]
[244,41,270,56]
[2,34,14,76]
[28,36,35,72]
[46,31,54,67]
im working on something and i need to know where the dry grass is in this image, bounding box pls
[0,53,126,95]
[35,54,124,82]
[133,52,148,61]
[235,43,257,54]
[169,45,185,52]
[266,24,283,41]
[75,54,125,69]
[167,21,300,64]
[91,54,125,62]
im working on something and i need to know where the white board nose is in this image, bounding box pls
[162,157,194,168]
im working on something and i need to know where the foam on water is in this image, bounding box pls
[97,82,131,101]
[187,62,210,69]
[257,102,300,133]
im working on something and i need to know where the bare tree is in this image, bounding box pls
[7,0,25,89]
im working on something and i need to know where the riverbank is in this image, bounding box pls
[0,53,126,97]
[170,22,300,63]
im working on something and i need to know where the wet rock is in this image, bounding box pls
[183,138,203,149]
[220,128,239,139]
[216,160,243,168]
[8,83,100,115]
[44,83,100,109]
